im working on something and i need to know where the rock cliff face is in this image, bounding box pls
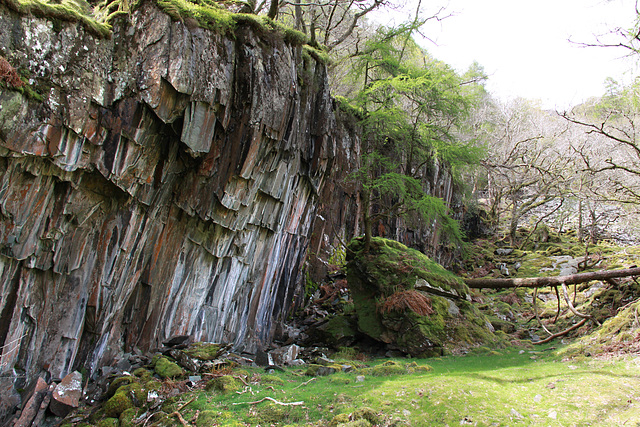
[0,0,461,417]
[0,1,341,414]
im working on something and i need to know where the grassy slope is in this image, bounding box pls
[97,350,639,426]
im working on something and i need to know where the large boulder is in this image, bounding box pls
[347,237,499,356]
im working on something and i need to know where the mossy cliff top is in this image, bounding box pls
[1,0,316,51]
[347,236,469,298]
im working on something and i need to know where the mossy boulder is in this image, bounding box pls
[133,367,153,382]
[330,413,350,426]
[358,360,406,377]
[205,375,242,393]
[352,407,380,425]
[106,375,134,398]
[347,237,499,356]
[183,342,223,360]
[103,392,134,418]
[155,357,183,379]
[117,382,147,406]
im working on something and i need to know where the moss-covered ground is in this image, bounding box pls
[68,349,640,426]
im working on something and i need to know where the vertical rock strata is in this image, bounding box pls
[0,2,336,412]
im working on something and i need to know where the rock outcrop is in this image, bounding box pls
[0,0,463,419]
[0,1,340,417]
[346,237,499,357]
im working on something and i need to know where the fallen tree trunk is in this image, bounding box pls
[465,266,640,289]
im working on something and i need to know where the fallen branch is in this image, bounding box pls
[465,266,640,289]
[552,286,561,323]
[561,282,599,326]
[234,375,250,386]
[533,318,589,345]
[533,288,553,336]
[171,411,189,427]
[231,396,304,406]
[293,377,316,390]
[170,396,196,427]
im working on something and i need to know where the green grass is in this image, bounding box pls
[127,350,640,426]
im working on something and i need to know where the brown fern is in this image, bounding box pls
[0,56,24,89]
[378,290,434,316]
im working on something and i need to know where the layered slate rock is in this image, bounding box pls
[0,1,337,417]
[346,237,498,356]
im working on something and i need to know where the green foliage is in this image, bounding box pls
[341,21,485,248]
[302,44,329,64]
[328,244,347,269]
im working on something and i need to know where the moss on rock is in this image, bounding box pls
[346,237,499,356]
[205,375,242,393]
[106,375,134,398]
[155,357,183,379]
[96,418,119,427]
[119,408,139,427]
[103,391,134,418]
[183,342,222,360]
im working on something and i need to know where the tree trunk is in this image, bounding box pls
[577,199,583,241]
[362,188,372,253]
[465,266,640,289]
[267,0,279,19]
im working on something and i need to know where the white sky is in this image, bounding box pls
[372,0,638,109]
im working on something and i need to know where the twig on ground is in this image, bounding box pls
[231,396,304,406]
[170,396,197,426]
[293,377,316,390]
[234,375,250,386]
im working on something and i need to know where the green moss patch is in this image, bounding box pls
[103,392,134,418]
[183,342,223,360]
[154,356,183,378]
[205,375,242,393]
[3,0,112,38]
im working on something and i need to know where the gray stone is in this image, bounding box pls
[316,366,337,376]
[49,371,83,417]
[269,344,301,366]
[495,248,514,255]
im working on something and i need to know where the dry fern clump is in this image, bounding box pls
[0,56,24,89]
[378,290,434,316]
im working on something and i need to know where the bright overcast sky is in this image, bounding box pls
[373,0,638,109]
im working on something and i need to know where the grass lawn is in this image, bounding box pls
[152,348,640,426]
